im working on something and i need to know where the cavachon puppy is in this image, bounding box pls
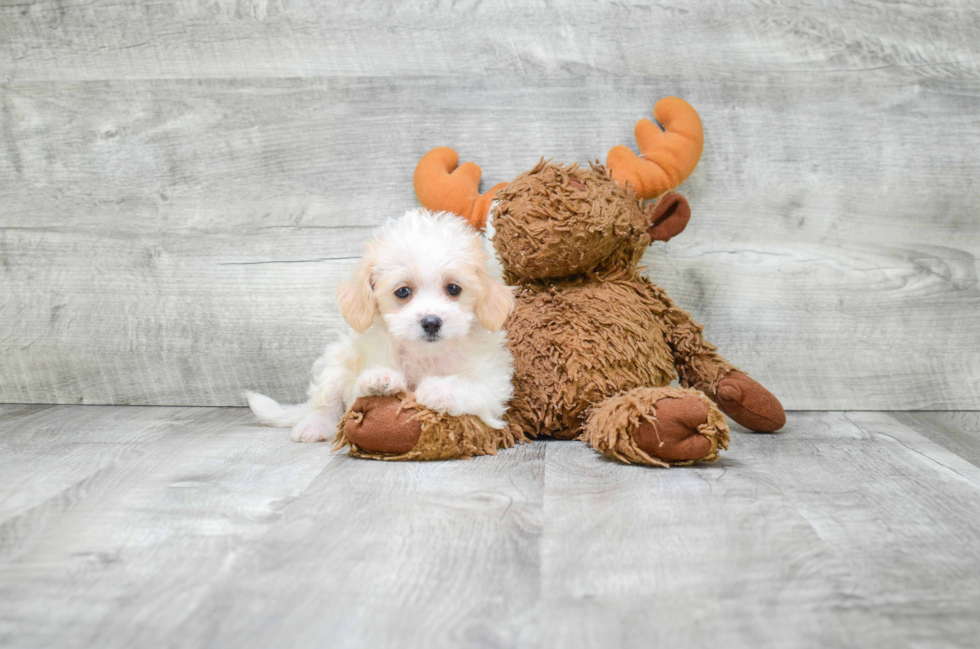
[247,208,516,448]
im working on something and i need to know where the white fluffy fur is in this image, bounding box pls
[247,208,515,443]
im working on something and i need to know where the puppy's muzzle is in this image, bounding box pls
[421,315,442,341]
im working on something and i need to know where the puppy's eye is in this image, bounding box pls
[446,283,462,297]
[394,287,412,299]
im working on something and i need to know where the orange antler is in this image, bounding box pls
[606,97,704,200]
[413,147,506,230]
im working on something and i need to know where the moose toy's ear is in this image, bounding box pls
[645,192,691,242]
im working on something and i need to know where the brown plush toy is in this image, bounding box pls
[340,97,785,466]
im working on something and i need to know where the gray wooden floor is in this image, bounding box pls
[2,406,979,648]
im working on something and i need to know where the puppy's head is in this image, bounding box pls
[337,209,514,345]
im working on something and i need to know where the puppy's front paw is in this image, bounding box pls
[414,376,462,416]
[356,367,409,397]
[291,411,337,443]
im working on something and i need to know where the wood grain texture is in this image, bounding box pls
[1,0,978,81]
[175,432,545,648]
[891,411,980,468]
[0,405,336,647]
[2,406,980,647]
[1,1,979,408]
[541,411,980,648]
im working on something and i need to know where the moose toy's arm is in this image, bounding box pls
[646,283,786,433]
[605,98,785,433]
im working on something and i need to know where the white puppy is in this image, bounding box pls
[246,208,516,443]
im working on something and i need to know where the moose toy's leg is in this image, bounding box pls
[335,394,526,461]
[650,286,786,433]
[582,387,729,467]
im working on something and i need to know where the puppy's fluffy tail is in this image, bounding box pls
[245,391,308,428]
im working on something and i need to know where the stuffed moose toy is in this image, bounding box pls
[337,97,786,466]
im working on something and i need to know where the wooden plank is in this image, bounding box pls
[0,405,334,648]
[1,0,978,81]
[539,411,980,648]
[2,76,979,408]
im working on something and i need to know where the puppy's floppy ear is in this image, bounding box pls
[475,267,515,332]
[336,260,376,333]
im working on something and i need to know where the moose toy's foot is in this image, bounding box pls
[715,372,786,433]
[632,395,715,462]
[339,396,422,455]
[335,394,527,461]
[583,387,730,467]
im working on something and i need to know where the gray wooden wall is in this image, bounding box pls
[1,0,978,409]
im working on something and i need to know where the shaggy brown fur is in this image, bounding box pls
[503,266,677,439]
[495,164,737,440]
[490,161,781,465]
[493,160,649,281]
[650,283,739,400]
[335,394,526,461]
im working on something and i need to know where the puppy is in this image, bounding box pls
[246,208,516,443]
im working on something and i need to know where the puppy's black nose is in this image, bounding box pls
[421,315,442,336]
